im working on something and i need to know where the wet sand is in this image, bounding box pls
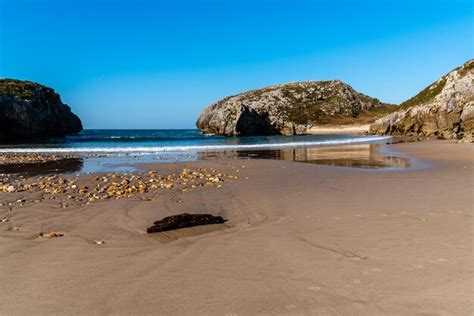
[0,140,473,315]
[205,143,413,169]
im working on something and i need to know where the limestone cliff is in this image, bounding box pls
[370,60,474,141]
[0,79,83,142]
[196,80,391,136]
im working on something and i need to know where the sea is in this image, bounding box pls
[0,130,402,173]
[0,129,391,154]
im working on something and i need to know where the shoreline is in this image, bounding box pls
[0,140,472,314]
[0,134,389,155]
[0,139,412,176]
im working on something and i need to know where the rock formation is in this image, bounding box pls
[370,60,473,141]
[0,79,82,142]
[196,80,391,136]
[147,213,227,233]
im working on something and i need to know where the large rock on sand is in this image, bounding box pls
[370,60,474,141]
[147,213,227,233]
[0,79,82,142]
[196,80,391,136]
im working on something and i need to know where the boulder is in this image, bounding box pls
[196,80,390,136]
[147,213,227,233]
[371,60,474,141]
[0,79,82,142]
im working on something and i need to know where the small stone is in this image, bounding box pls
[40,231,65,239]
[211,177,221,183]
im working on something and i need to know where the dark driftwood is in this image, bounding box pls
[147,213,227,233]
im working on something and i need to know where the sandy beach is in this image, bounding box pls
[0,140,473,315]
[1,1,472,315]
[307,124,370,135]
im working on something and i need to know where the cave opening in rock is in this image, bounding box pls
[235,108,280,136]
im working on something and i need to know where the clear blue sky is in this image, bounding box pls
[0,0,472,129]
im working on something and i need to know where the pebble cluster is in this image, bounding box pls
[0,153,79,165]
[0,168,238,208]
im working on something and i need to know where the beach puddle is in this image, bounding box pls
[0,156,142,176]
[200,144,411,169]
[0,158,84,176]
[0,143,413,175]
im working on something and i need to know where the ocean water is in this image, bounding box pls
[0,130,407,174]
[0,129,392,154]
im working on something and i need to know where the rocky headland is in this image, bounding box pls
[0,79,82,142]
[196,80,394,136]
[370,60,473,141]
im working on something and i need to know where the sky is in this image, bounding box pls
[0,0,472,129]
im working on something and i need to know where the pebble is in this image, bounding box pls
[0,153,76,165]
[39,231,65,239]
[0,168,237,207]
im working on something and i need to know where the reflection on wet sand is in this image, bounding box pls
[199,144,410,169]
[0,144,410,175]
[0,158,84,176]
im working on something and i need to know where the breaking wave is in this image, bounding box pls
[0,136,392,154]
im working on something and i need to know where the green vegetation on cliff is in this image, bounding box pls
[278,82,390,125]
[0,79,53,98]
[399,78,447,110]
[399,60,474,110]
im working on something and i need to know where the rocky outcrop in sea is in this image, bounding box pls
[370,60,474,141]
[196,80,389,136]
[0,79,82,142]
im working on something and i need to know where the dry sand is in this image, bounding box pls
[306,124,370,135]
[0,140,473,315]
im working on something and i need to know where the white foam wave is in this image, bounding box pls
[0,136,392,154]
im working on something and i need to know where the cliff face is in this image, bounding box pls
[196,80,390,136]
[0,79,83,142]
[370,60,474,141]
